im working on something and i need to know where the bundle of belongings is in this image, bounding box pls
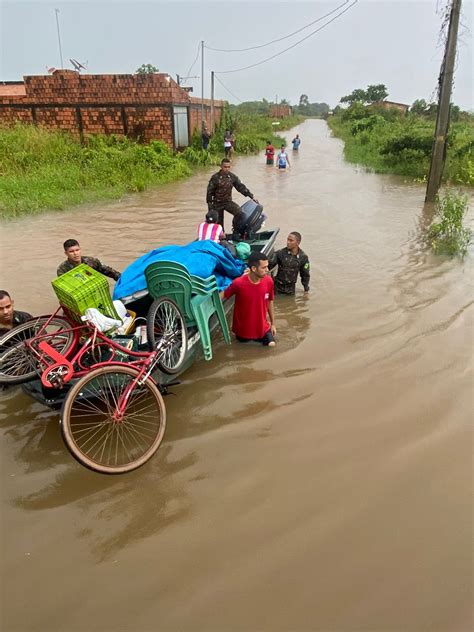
[113,240,246,302]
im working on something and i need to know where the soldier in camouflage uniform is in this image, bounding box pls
[206,158,259,231]
[0,290,33,336]
[57,239,120,280]
[269,232,310,296]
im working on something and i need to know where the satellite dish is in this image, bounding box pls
[70,58,87,72]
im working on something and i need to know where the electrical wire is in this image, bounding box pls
[184,42,201,80]
[214,0,358,75]
[214,74,243,103]
[205,0,350,53]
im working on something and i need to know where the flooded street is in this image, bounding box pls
[1,119,473,631]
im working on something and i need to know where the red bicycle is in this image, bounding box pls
[0,297,188,474]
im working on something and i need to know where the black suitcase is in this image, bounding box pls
[233,199,267,239]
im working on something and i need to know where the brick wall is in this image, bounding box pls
[0,71,225,147]
[270,104,292,118]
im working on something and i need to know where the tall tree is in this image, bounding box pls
[366,84,388,102]
[340,88,367,104]
[299,94,310,107]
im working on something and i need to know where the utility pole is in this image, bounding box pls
[54,8,64,69]
[425,0,462,203]
[210,71,215,133]
[176,74,180,86]
[201,40,205,129]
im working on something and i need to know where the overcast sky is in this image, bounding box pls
[1,0,472,109]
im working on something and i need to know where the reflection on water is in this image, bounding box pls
[1,120,473,631]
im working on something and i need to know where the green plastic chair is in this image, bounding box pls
[151,260,217,293]
[145,261,226,339]
[145,261,230,361]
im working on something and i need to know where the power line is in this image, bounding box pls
[184,42,201,80]
[214,0,358,75]
[205,0,350,53]
[214,74,243,103]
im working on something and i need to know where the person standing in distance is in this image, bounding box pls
[269,232,310,295]
[206,158,259,232]
[291,134,301,151]
[201,123,211,150]
[221,252,276,347]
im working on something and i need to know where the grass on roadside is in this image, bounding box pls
[0,126,191,218]
[428,189,471,257]
[0,111,304,218]
[327,105,474,185]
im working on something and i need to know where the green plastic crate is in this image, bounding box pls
[52,264,119,322]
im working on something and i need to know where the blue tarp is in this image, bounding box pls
[113,240,246,300]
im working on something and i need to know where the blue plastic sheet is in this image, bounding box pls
[113,240,246,300]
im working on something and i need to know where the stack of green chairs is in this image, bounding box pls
[145,260,231,361]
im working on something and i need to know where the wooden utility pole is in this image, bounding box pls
[425,0,462,203]
[201,40,205,129]
[210,71,215,133]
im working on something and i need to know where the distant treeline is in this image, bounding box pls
[228,98,330,118]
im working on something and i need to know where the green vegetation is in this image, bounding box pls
[295,95,330,118]
[328,101,474,185]
[0,126,191,218]
[135,64,159,74]
[0,103,303,218]
[428,190,471,257]
[340,83,389,105]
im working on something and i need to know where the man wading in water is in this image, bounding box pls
[221,252,276,347]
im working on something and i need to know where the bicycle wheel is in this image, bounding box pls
[146,297,188,375]
[61,365,166,474]
[0,316,75,385]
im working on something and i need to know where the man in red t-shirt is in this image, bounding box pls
[222,252,277,346]
[265,141,275,166]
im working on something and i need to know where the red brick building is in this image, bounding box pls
[269,104,292,118]
[0,71,225,148]
[372,100,409,115]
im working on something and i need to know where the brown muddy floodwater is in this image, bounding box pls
[0,120,473,631]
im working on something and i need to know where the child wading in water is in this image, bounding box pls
[277,145,291,169]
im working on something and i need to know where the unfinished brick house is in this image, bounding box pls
[0,71,226,148]
[372,100,409,115]
[269,104,292,118]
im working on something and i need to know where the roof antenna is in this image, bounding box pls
[70,58,87,72]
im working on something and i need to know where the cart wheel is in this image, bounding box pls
[146,297,188,375]
[61,365,166,474]
[0,316,75,385]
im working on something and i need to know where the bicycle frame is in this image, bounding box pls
[25,309,162,391]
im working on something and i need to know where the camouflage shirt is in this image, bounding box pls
[206,171,253,207]
[57,256,121,280]
[0,310,33,337]
[269,247,310,295]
